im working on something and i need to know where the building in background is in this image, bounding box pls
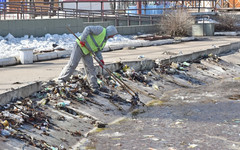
[62,0,110,11]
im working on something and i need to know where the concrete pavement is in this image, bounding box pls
[0,36,240,102]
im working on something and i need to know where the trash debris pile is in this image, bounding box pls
[43,75,91,103]
[156,53,222,75]
[0,97,55,149]
[2,52,240,149]
[156,60,191,75]
[0,74,108,149]
[123,69,148,84]
[0,66,155,148]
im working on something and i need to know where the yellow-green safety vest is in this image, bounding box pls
[76,28,107,55]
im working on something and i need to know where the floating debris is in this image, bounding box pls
[234,77,240,80]
[152,84,159,90]
[146,100,164,106]
[138,55,145,59]
[228,95,240,100]
[162,51,178,55]
[182,62,190,67]
[188,144,198,148]
[56,101,71,108]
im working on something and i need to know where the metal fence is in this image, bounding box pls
[0,0,237,23]
[0,1,163,25]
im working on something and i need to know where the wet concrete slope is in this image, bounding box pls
[77,51,240,150]
[1,37,240,149]
[1,48,240,149]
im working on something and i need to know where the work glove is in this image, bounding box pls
[80,41,85,47]
[100,60,104,68]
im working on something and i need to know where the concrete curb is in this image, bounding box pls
[1,40,240,106]
[0,37,194,67]
[94,59,156,75]
[0,82,42,106]
[0,57,18,67]
[158,42,240,65]
[214,32,240,36]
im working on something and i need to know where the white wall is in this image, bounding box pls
[63,2,111,10]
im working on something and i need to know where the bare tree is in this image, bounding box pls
[215,13,240,31]
[159,9,194,37]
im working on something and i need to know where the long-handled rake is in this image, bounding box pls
[66,26,145,107]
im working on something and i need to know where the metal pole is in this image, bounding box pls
[137,1,141,15]
[198,0,201,12]
[76,1,78,17]
[115,13,117,26]
[41,7,43,19]
[139,14,141,25]
[127,13,130,26]
[113,0,116,14]
[17,7,19,20]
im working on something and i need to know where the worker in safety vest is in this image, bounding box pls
[58,25,118,94]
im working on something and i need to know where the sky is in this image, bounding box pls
[0,33,136,59]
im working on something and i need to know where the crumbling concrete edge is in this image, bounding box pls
[1,41,240,106]
[159,42,240,65]
[214,32,240,36]
[0,82,42,106]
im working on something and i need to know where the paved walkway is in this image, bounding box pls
[0,36,239,94]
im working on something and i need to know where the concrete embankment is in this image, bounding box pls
[1,36,240,150]
[0,36,240,106]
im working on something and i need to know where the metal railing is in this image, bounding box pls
[0,1,162,25]
[0,0,235,23]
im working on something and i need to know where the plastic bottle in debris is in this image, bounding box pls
[0,120,9,130]
[37,98,50,106]
[97,78,104,87]
[152,84,159,90]
[65,87,71,92]
[57,101,70,108]
[171,62,179,69]
[1,129,11,136]
[138,55,145,59]
[76,93,85,101]
[60,88,67,98]
[69,83,78,89]
[182,62,190,67]
[178,66,185,70]
[115,81,121,88]
[45,87,53,92]
[2,111,24,124]
[0,120,10,136]
[126,68,135,77]
[82,92,88,97]
[113,72,122,79]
